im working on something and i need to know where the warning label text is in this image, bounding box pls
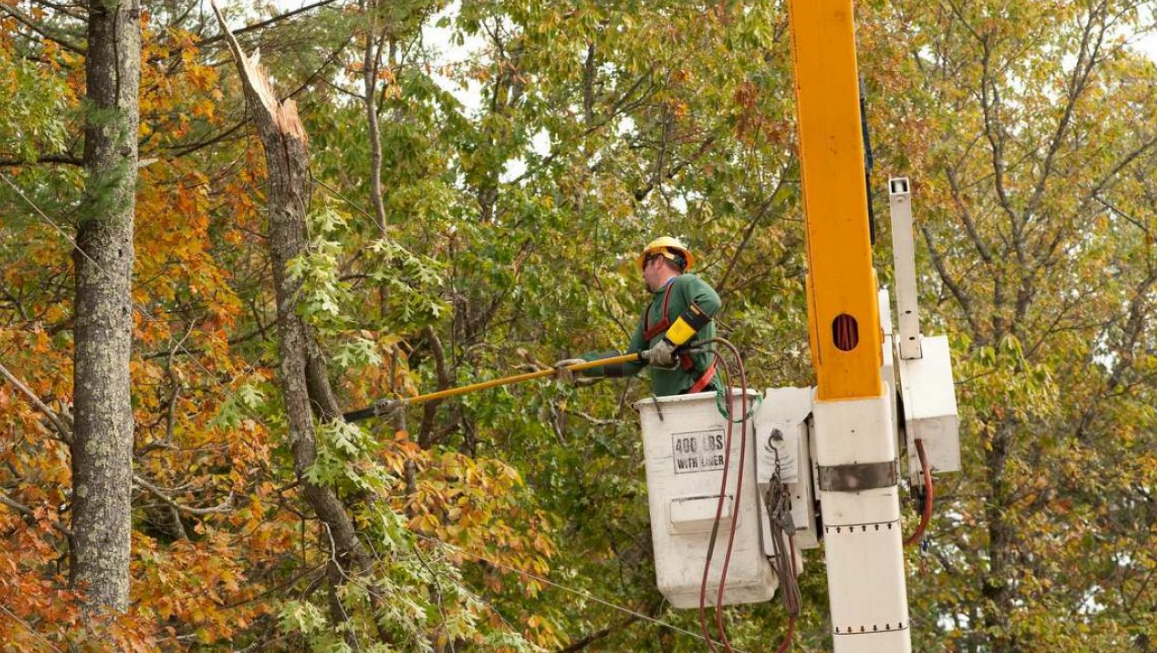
[672,429,727,474]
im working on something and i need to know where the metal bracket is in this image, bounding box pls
[889,176,923,361]
[817,460,898,492]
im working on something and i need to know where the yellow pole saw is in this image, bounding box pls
[343,351,656,423]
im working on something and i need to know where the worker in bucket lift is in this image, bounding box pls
[554,237,722,397]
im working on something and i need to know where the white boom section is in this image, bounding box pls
[813,393,911,651]
[888,177,923,361]
[879,289,900,451]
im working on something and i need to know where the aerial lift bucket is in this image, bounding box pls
[635,389,777,608]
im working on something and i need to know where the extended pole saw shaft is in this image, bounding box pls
[343,351,646,423]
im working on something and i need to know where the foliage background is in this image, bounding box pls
[1,0,1156,651]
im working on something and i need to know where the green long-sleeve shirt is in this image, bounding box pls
[580,273,721,397]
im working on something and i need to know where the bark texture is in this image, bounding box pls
[209,0,372,598]
[70,0,141,612]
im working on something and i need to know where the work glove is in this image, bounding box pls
[646,339,679,369]
[552,358,585,385]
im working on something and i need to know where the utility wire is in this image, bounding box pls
[410,531,748,653]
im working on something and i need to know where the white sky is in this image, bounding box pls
[248,0,1157,165]
[251,0,1157,110]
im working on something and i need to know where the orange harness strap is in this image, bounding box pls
[688,359,718,394]
[642,283,675,341]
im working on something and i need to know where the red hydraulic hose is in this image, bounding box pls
[697,352,730,653]
[776,617,797,653]
[903,438,933,548]
[694,339,750,653]
[693,338,799,653]
[696,351,726,652]
[713,341,749,653]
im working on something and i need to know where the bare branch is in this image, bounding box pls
[1024,3,1107,220]
[509,66,656,186]
[634,134,717,203]
[559,407,621,427]
[554,599,660,653]
[919,222,982,338]
[0,488,71,536]
[0,491,35,519]
[717,162,791,296]
[946,165,995,266]
[133,473,234,515]
[27,0,86,21]
[0,359,72,441]
[197,0,342,48]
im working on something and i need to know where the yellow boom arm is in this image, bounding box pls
[788,0,882,401]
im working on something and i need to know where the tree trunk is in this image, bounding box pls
[209,0,372,610]
[69,0,141,613]
[982,418,1019,653]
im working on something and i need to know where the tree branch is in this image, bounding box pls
[509,66,656,186]
[0,154,84,167]
[197,0,342,47]
[0,488,71,536]
[1023,2,1106,221]
[717,163,791,296]
[633,134,716,202]
[362,0,387,233]
[0,490,35,519]
[0,2,86,54]
[919,222,982,338]
[27,0,86,21]
[946,165,995,266]
[209,4,378,633]
[168,34,351,161]
[0,359,73,441]
[133,473,234,515]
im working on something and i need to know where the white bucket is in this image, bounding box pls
[635,389,777,608]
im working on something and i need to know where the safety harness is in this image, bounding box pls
[642,282,718,394]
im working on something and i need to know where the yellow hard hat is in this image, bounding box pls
[636,236,695,272]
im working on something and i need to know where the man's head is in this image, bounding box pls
[637,237,694,291]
